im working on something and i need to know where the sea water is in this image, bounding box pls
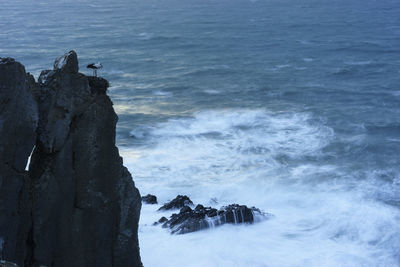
[1,0,400,266]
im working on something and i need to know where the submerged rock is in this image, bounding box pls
[0,51,142,267]
[157,198,269,234]
[158,195,194,211]
[153,216,168,226]
[142,194,158,204]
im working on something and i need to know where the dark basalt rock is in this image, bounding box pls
[0,56,38,264]
[53,50,79,73]
[0,52,142,267]
[158,200,268,234]
[142,194,158,204]
[158,195,194,211]
[153,216,168,226]
[0,57,38,171]
[88,76,109,95]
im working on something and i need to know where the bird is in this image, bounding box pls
[87,62,103,77]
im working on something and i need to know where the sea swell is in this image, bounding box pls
[122,108,400,266]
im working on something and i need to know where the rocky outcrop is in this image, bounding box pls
[141,194,158,204]
[156,196,269,234]
[0,52,142,266]
[158,195,193,211]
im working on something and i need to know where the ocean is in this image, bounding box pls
[1,0,400,266]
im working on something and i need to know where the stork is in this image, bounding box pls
[87,62,103,77]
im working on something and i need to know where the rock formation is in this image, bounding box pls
[158,195,193,211]
[155,195,269,234]
[141,194,158,204]
[0,52,142,267]
[0,57,38,265]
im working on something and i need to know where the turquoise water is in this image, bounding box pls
[1,0,400,266]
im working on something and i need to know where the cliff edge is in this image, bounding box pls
[0,51,142,267]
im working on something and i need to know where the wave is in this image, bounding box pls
[137,32,180,42]
[121,108,400,266]
[183,66,235,77]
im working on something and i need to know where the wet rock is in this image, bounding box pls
[159,216,168,223]
[158,195,193,211]
[153,216,168,226]
[158,202,269,234]
[218,204,257,224]
[142,194,158,204]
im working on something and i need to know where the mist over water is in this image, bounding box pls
[1,0,400,266]
[123,109,400,266]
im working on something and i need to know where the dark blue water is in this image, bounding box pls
[1,0,400,266]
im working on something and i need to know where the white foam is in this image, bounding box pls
[138,32,154,40]
[344,60,372,66]
[391,91,400,97]
[122,109,400,267]
[265,64,293,72]
[203,89,222,95]
[123,108,334,197]
[153,90,173,97]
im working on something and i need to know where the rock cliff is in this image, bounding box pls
[0,57,38,265]
[0,51,142,267]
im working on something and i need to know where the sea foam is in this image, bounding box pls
[121,109,400,267]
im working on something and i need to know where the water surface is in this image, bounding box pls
[1,0,400,266]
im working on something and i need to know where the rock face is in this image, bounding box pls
[0,52,142,266]
[0,57,38,264]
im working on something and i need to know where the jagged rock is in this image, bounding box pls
[158,203,268,234]
[142,194,158,204]
[88,76,109,95]
[53,50,78,73]
[158,195,193,211]
[0,52,142,267]
[153,216,168,226]
[36,51,91,154]
[0,57,38,263]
